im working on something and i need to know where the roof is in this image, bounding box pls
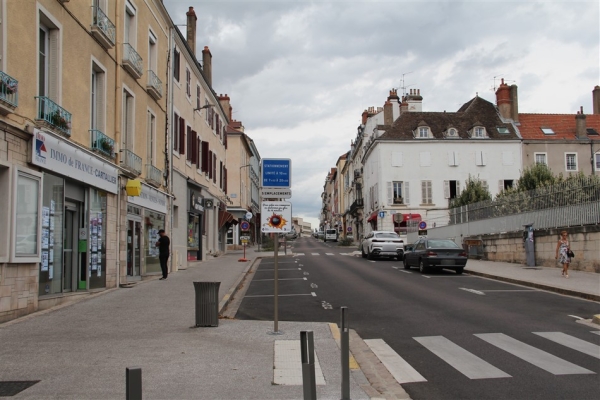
[380,96,519,140]
[518,113,600,140]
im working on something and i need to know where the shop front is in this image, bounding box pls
[187,186,205,261]
[126,183,168,281]
[30,129,118,297]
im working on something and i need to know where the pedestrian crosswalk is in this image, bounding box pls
[365,331,599,383]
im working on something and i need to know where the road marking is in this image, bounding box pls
[325,253,334,256]
[475,333,595,375]
[415,336,511,379]
[459,288,485,295]
[421,275,431,278]
[274,340,326,385]
[533,332,600,360]
[256,268,302,271]
[245,293,316,298]
[592,331,600,336]
[310,283,318,288]
[295,253,305,256]
[399,270,412,274]
[568,315,584,320]
[253,278,308,282]
[364,339,427,383]
[481,289,537,292]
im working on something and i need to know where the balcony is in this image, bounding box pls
[146,164,162,187]
[35,96,71,136]
[91,6,115,49]
[90,130,115,159]
[146,70,162,100]
[122,43,143,79]
[0,71,18,114]
[349,198,364,216]
[120,148,142,176]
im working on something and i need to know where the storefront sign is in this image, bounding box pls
[31,129,119,193]
[189,190,204,213]
[127,183,167,214]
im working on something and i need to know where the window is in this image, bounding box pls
[595,153,600,171]
[148,30,157,72]
[147,110,155,165]
[474,127,485,138]
[91,61,106,131]
[498,180,514,192]
[12,168,43,262]
[122,89,134,150]
[541,127,555,135]
[444,180,460,199]
[418,127,429,138]
[388,181,409,205]
[173,47,180,81]
[0,163,10,262]
[565,153,577,171]
[173,112,180,154]
[476,150,486,166]
[447,128,457,137]
[38,11,60,100]
[419,152,431,166]
[534,152,547,165]
[196,85,201,110]
[497,127,509,134]
[124,0,136,47]
[391,152,403,167]
[185,68,191,97]
[421,181,432,204]
[448,151,459,166]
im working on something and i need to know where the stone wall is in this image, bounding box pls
[470,224,600,273]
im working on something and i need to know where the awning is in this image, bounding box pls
[401,213,421,222]
[218,210,237,228]
[367,211,378,222]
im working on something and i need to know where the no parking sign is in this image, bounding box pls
[240,221,250,231]
[418,221,427,230]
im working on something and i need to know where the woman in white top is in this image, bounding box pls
[555,231,571,278]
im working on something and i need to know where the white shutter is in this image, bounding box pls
[444,181,450,198]
[404,182,410,204]
[448,152,454,166]
[97,70,106,132]
[482,151,487,166]
[456,180,460,195]
[421,181,427,203]
[392,152,403,167]
[387,182,393,205]
[502,151,513,165]
[420,152,431,166]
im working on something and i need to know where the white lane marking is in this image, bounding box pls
[311,292,317,297]
[310,283,318,289]
[459,288,485,295]
[295,253,305,256]
[311,253,319,256]
[421,275,431,278]
[592,331,600,336]
[325,253,334,256]
[392,266,399,270]
[568,315,584,320]
[245,293,316,298]
[256,268,302,272]
[253,278,308,281]
[274,340,325,385]
[364,339,427,383]
[481,289,537,292]
[533,332,600,360]
[414,336,511,380]
[475,333,594,375]
[400,270,412,274]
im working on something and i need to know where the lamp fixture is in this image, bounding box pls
[194,104,214,112]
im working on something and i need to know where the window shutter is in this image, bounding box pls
[482,151,487,166]
[186,126,193,161]
[387,182,393,205]
[48,29,60,100]
[179,118,185,155]
[224,128,228,149]
[97,71,106,132]
[125,95,134,149]
[208,150,213,179]
[213,154,217,183]
[224,167,228,193]
[448,151,458,166]
[173,113,179,152]
[201,141,209,172]
[444,181,450,198]
[392,152,403,167]
[404,182,410,204]
[219,161,223,188]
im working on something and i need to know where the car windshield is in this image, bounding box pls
[427,240,460,249]
[326,230,336,234]
[375,233,399,239]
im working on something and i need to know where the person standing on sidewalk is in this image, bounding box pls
[156,229,170,280]
[555,231,571,278]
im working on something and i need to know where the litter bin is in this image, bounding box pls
[193,281,221,327]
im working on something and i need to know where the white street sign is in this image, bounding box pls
[261,201,293,233]
[261,189,292,199]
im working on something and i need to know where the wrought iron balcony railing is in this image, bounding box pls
[0,71,18,111]
[146,70,162,99]
[35,96,72,136]
[120,148,142,176]
[91,6,115,49]
[90,129,115,158]
[146,164,162,187]
[122,43,143,79]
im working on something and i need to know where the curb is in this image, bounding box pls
[218,256,260,315]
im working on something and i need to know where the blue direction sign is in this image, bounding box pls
[262,159,291,188]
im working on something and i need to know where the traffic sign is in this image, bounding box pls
[262,159,291,188]
[240,235,250,240]
[347,227,352,232]
[261,188,292,199]
[240,221,250,231]
[245,212,253,220]
[378,211,385,218]
[419,221,427,230]
[261,201,292,233]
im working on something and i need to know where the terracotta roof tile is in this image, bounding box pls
[519,114,600,140]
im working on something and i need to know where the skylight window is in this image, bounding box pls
[541,128,555,135]
[586,128,599,136]
[497,127,509,134]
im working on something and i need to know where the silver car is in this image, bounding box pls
[361,231,404,260]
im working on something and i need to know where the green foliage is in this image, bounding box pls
[339,237,354,246]
[450,176,492,208]
[516,163,557,191]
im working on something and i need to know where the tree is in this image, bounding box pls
[516,163,557,191]
[450,176,492,208]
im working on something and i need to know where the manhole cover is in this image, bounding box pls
[0,381,40,397]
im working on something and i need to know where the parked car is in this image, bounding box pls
[324,229,338,242]
[317,231,325,240]
[285,231,298,240]
[403,238,467,274]
[361,231,404,260]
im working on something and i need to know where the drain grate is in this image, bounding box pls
[0,381,40,397]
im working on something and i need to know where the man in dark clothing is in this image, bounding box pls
[156,229,170,280]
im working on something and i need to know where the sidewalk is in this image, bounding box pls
[0,247,598,399]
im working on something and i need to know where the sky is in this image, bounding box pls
[162,0,599,230]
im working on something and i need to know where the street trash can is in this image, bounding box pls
[193,281,221,327]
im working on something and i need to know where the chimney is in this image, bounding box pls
[495,78,511,120]
[186,7,197,56]
[202,46,212,87]
[576,106,587,139]
[361,110,368,125]
[510,84,519,122]
[383,100,393,126]
[400,97,408,113]
[593,85,600,115]
[405,88,423,112]
[219,93,231,120]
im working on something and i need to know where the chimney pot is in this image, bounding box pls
[186,7,197,56]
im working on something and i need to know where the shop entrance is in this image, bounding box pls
[127,217,142,280]
[63,201,85,291]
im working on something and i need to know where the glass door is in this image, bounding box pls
[63,202,79,292]
[127,218,141,279]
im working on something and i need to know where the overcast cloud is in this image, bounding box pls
[163,0,599,229]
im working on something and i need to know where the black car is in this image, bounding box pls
[403,238,467,274]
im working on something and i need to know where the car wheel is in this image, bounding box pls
[403,258,410,269]
[367,248,375,260]
[361,247,367,258]
[419,260,427,273]
[455,268,464,275]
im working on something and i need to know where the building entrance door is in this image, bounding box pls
[63,201,82,291]
[127,218,142,280]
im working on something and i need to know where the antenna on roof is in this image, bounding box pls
[400,71,414,97]
[491,75,515,92]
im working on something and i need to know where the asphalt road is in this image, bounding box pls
[236,236,600,400]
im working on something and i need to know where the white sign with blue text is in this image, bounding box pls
[262,158,291,189]
[31,129,119,193]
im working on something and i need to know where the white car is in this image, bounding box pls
[361,231,404,260]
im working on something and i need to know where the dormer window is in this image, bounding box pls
[469,126,487,138]
[444,128,459,138]
[418,127,429,138]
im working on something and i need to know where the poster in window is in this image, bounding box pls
[91,218,98,234]
[42,207,50,228]
[41,229,49,249]
[49,232,54,248]
[91,235,98,252]
[41,251,49,271]
[97,212,102,224]
[50,216,55,231]
[50,199,56,215]
[91,253,98,271]
[49,249,54,264]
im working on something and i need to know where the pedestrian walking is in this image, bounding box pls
[156,229,170,280]
[555,230,571,278]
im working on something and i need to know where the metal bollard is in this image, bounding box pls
[301,330,317,400]
[340,307,350,400]
[126,367,142,400]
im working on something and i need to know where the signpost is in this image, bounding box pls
[239,220,251,262]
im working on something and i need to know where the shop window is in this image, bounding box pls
[12,167,43,263]
[0,162,10,262]
[89,188,107,289]
[38,173,64,295]
[187,213,200,260]
[144,210,165,274]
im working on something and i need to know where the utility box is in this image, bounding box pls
[193,282,221,327]
[523,224,535,267]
